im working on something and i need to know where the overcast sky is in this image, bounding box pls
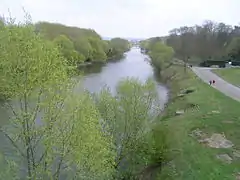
[1,0,240,38]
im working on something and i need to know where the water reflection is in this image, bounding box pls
[0,48,168,178]
[77,48,168,108]
[78,62,105,74]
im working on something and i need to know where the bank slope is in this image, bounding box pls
[158,66,240,180]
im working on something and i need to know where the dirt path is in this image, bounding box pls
[191,67,240,102]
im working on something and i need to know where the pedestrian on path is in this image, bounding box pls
[209,80,212,85]
[212,80,215,84]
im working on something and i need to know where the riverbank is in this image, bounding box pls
[78,54,127,67]
[156,65,240,179]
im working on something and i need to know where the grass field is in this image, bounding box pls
[157,66,240,180]
[213,68,240,87]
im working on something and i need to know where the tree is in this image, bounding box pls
[165,20,240,65]
[226,37,240,61]
[73,37,93,60]
[0,19,114,179]
[107,38,130,59]
[88,37,108,61]
[141,38,174,72]
[35,22,130,63]
[147,37,163,51]
[53,35,81,65]
[35,22,101,41]
[35,22,118,62]
[102,40,111,54]
[94,78,164,178]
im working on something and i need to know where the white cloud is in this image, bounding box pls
[0,0,239,38]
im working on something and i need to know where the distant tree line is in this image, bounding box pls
[166,20,240,65]
[35,22,130,66]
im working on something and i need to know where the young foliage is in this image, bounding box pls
[73,37,93,59]
[88,37,108,61]
[107,38,130,59]
[94,78,162,178]
[53,34,85,66]
[0,17,114,179]
[140,38,175,72]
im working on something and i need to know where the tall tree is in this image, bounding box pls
[73,36,93,60]
[0,19,114,179]
[227,37,240,61]
[95,78,163,178]
[88,37,108,61]
[107,38,130,59]
[166,20,240,64]
[140,38,175,72]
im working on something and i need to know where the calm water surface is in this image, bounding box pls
[0,47,168,177]
[78,47,168,107]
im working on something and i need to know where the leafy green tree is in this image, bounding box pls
[147,37,163,50]
[102,40,111,54]
[53,34,83,65]
[107,38,130,59]
[73,37,93,60]
[35,22,101,41]
[0,153,19,180]
[53,34,74,51]
[94,78,163,178]
[141,38,174,72]
[165,21,240,64]
[35,22,117,62]
[226,37,240,61]
[151,42,174,70]
[0,19,114,179]
[140,40,149,49]
[88,37,107,61]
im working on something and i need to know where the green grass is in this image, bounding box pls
[213,68,240,87]
[157,67,240,180]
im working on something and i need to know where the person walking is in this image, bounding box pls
[212,80,215,84]
[209,80,212,85]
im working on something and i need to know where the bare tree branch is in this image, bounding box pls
[0,128,26,158]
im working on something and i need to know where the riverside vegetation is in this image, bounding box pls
[155,66,240,180]
[165,20,240,66]
[2,13,240,179]
[35,21,130,66]
[0,16,173,180]
[140,21,240,179]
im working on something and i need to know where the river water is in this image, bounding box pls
[0,48,168,123]
[79,47,168,108]
[0,47,168,177]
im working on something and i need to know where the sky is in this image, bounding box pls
[1,0,240,39]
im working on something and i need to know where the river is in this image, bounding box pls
[78,47,168,108]
[0,47,167,123]
[0,47,168,177]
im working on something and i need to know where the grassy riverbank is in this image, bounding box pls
[157,65,240,180]
[213,68,240,87]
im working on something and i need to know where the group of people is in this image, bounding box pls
[209,80,216,85]
[187,63,216,86]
